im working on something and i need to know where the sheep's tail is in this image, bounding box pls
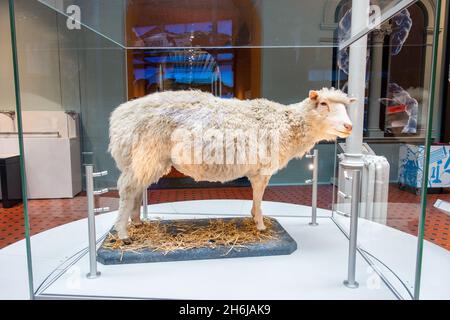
[108,102,135,171]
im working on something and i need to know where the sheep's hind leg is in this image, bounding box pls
[249,175,270,231]
[130,190,144,226]
[115,172,140,244]
[118,156,171,244]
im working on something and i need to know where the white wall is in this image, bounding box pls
[0,0,83,113]
[36,0,126,45]
[15,0,65,112]
[1,0,126,113]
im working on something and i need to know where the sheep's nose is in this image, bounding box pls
[344,123,353,132]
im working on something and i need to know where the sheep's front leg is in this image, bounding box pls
[249,175,270,231]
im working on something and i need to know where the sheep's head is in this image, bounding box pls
[309,88,356,139]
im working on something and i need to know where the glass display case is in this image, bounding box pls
[1,0,448,300]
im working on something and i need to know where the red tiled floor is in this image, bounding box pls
[0,184,449,250]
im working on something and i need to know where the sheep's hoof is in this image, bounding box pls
[132,221,143,227]
[121,238,132,245]
[256,224,266,231]
[254,219,266,231]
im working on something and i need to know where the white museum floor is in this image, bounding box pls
[0,200,449,300]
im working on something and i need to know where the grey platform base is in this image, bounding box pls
[97,218,297,265]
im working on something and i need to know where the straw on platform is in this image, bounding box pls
[103,217,278,255]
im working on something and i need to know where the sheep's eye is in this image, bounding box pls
[319,101,331,112]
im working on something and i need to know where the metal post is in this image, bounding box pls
[339,0,368,288]
[217,66,222,98]
[344,169,361,288]
[306,150,319,226]
[346,0,369,156]
[159,64,164,92]
[86,165,100,279]
[214,69,219,96]
[85,166,108,279]
[142,187,148,220]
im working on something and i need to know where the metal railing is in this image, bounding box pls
[305,149,319,226]
[85,165,109,279]
[341,168,362,289]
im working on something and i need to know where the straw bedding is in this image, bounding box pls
[103,217,279,255]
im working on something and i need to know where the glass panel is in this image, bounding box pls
[333,0,441,300]
[10,0,125,293]
[0,0,31,299]
[7,0,443,300]
[125,0,336,48]
[37,0,126,46]
[337,0,417,50]
[12,0,345,298]
[419,0,449,300]
[37,0,352,48]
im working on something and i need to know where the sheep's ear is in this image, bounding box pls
[309,90,319,101]
[349,97,357,103]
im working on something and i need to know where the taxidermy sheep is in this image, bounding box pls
[109,88,355,243]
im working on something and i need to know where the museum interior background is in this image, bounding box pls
[0,0,449,298]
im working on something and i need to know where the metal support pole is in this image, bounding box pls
[334,0,369,291]
[306,150,319,226]
[86,165,100,279]
[346,0,369,156]
[159,64,164,92]
[217,66,222,98]
[344,169,361,288]
[339,0,368,290]
[142,187,148,220]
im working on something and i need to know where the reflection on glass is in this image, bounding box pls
[338,0,417,49]
[333,0,445,300]
[380,83,419,135]
[2,0,446,301]
[130,49,234,98]
[131,20,233,48]
[336,3,428,138]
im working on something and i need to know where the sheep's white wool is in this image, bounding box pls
[109,88,354,240]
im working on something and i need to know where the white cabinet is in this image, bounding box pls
[0,111,82,199]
